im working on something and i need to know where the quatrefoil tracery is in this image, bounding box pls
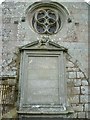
[32,9,61,34]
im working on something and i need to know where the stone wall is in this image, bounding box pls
[66,54,89,118]
[1,0,89,119]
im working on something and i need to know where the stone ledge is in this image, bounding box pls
[17,110,74,115]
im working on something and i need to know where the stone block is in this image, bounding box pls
[72,104,83,112]
[78,112,86,118]
[67,79,74,86]
[74,79,81,86]
[67,67,79,72]
[85,104,90,111]
[81,86,88,95]
[7,79,16,85]
[67,86,72,95]
[86,112,90,119]
[68,112,78,118]
[80,95,88,103]
[72,67,79,72]
[66,61,74,68]
[72,87,80,94]
[69,72,76,79]
[82,79,88,86]
[69,95,79,103]
[77,72,85,78]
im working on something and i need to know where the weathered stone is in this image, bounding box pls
[7,79,16,85]
[72,67,79,72]
[77,72,85,78]
[67,79,74,86]
[81,86,88,95]
[80,95,88,103]
[69,95,79,103]
[67,67,79,72]
[78,112,86,118]
[67,86,74,95]
[74,79,81,86]
[66,61,74,68]
[86,112,90,118]
[82,79,88,86]
[1,1,89,119]
[71,104,83,112]
[85,104,90,112]
[2,17,11,24]
[68,112,78,118]
[72,87,80,94]
[69,72,76,79]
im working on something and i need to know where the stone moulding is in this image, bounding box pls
[26,1,70,18]
[19,39,68,52]
[26,1,70,34]
[18,38,75,118]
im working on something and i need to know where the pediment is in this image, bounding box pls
[20,40,67,52]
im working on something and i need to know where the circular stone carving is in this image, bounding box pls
[32,8,61,34]
[26,2,69,35]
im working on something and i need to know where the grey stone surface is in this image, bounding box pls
[81,86,88,95]
[69,95,79,103]
[72,87,80,94]
[74,79,81,86]
[0,1,89,118]
[71,104,84,112]
[69,72,76,79]
[85,103,90,111]
[82,79,88,86]
[86,112,90,119]
[80,95,88,103]
[1,2,88,78]
[78,112,86,118]
[77,72,85,79]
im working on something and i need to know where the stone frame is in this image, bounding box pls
[18,39,73,116]
[26,1,70,35]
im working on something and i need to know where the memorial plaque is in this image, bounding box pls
[25,56,59,105]
[19,40,68,115]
